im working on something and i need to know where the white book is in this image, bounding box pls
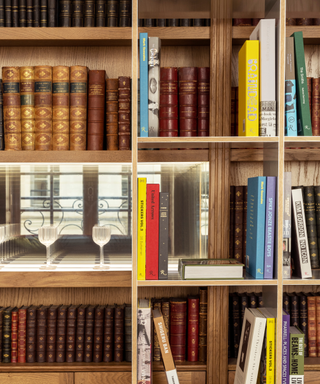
[234,308,266,384]
[250,19,276,137]
[292,188,312,278]
[148,37,161,137]
[137,299,152,384]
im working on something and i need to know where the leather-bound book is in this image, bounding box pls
[66,305,78,363]
[19,0,26,25]
[286,18,296,25]
[93,305,104,363]
[314,186,320,257]
[297,292,308,357]
[233,186,244,263]
[87,70,106,150]
[159,67,178,137]
[59,0,71,26]
[289,292,299,327]
[193,19,204,26]
[12,0,18,25]
[0,0,4,26]
[179,67,197,137]
[199,288,207,362]
[26,0,32,26]
[103,305,114,362]
[36,306,49,363]
[0,80,4,150]
[40,0,47,26]
[257,292,263,307]
[156,18,165,27]
[233,18,251,26]
[314,19,320,26]
[170,298,187,362]
[5,0,11,26]
[3,67,21,151]
[248,292,258,309]
[52,66,69,150]
[20,66,35,151]
[46,305,59,363]
[252,18,261,26]
[229,186,235,257]
[308,295,317,357]
[240,293,249,329]
[317,296,320,357]
[242,186,248,260]
[106,78,118,150]
[231,293,240,359]
[18,306,28,363]
[3,307,13,363]
[48,0,55,25]
[26,305,37,363]
[119,0,129,26]
[161,299,170,341]
[33,0,40,26]
[307,77,312,118]
[297,18,313,25]
[114,304,124,362]
[72,0,84,26]
[95,0,105,26]
[187,296,199,362]
[75,305,86,362]
[106,0,117,26]
[0,307,4,362]
[84,305,96,362]
[84,0,94,26]
[118,76,130,150]
[303,186,319,268]
[34,65,53,151]
[312,77,320,136]
[152,299,161,361]
[56,305,69,363]
[180,19,192,27]
[197,67,209,136]
[70,65,87,150]
[11,307,18,363]
[143,18,153,27]
[283,292,290,315]
[167,19,179,27]
[231,87,236,136]
[124,304,131,362]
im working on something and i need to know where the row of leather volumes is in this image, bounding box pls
[0,0,131,27]
[0,303,131,363]
[1,66,131,151]
[286,18,320,26]
[138,19,211,27]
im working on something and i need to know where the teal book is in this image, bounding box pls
[139,32,148,137]
[291,31,312,136]
[245,176,266,279]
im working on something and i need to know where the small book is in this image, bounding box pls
[178,258,244,280]
[289,326,304,384]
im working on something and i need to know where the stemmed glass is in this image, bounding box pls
[92,224,111,270]
[38,225,58,270]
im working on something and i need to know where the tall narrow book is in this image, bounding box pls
[159,192,169,280]
[146,183,159,280]
[289,326,304,384]
[137,299,152,384]
[20,66,35,151]
[139,32,148,137]
[264,176,276,279]
[137,178,147,280]
[285,37,298,136]
[282,310,290,384]
[148,37,161,137]
[283,172,292,278]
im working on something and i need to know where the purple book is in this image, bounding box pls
[264,176,277,278]
[282,310,290,384]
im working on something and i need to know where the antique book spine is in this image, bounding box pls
[148,37,161,137]
[84,0,94,26]
[231,293,240,359]
[66,305,78,363]
[76,305,86,362]
[158,192,169,280]
[170,298,187,362]
[298,292,308,357]
[5,0,11,26]
[36,306,48,363]
[18,306,27,363]
[308,295,317,357]
[11,307,18,363]
[187,296,199,362]
[146,184,159,280]
[0,80,4,150]
[289,293,299,327]
[26,0,32,26]
[286,18,296,25]
[248,292,258,308]
[20,66,35,151]
[103,305,114,362]
[106,78,118,150]
[3,67,21,151]
[156,18,165,27]
[307,77,312,119]
[193,19,203,26]
[84,305,95,362]
[233,18,251,26]
[52,66,70,151]
[87,70,106,150]
[114,304,124,362]
[303,186,319,268]
[179,67,198,137]
[118,76,131,150]
[56,305,69,363]
[59,0,71,26]
[180,19,192,26]
[12,0,18,26]
[34,66,53,151]
[124,304,132,362]
[233,186,244,263]
[119,0,129,26]
[0,307,3,362]
[0,0,4,26]
[296,18,313,25]
[40,0,47,26]
[312,77,320,136]
[19,0,26,25]
[3,307,13,363]
[143,18,153,27]
[317,296,320,357]
[283,292,290,315]
[161,299,170,341]
[47,305,58,363]
[106,0,117,27]
[26,306,37,363]
[242,186,248,260]
[93,306,104,363]
[240,293,249,330]
[229,186,235,257]
[197,67,209,136]
[231,87,236,136]
[315,186,320,258]
[167,19,179,27]
[152,300,162,361]
[70,66,87,150]
[159,67,178,137]
[48,0,55,25]
[314,19,320,25]
[33,0,39,26]
[95,0,105,26]
[72,0,83,26]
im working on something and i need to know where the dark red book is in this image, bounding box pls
[114,304,124,362]
[233,18,252,26]
[18,306,28,363]
[159,67,178,136]
[26,305,37,363]
[229,186,235,258]
[84,305,96,362]
[118,76,131,150]
[56,305,69,363]
[66,305,78,363]
[104,305,114,362]
[11,307,18,363]
[187,296,199,362]
[47,305,59,363]
[37,306,49,363]
[199,288,207,362]
[170,298,187,362]
[312,77,320,136]
[76,305,87,362]
[197,67,209,136]
[234,186,244,263]
[93,305,104,363]
[146,183,160,280]
[179,67,198,136]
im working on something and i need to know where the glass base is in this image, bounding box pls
[39,265,57,270]
[93,265,110,271]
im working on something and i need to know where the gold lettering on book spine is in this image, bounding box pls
[20,66,35,150]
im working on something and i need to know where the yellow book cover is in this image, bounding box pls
[266,317,275,384]
[238,40,260,136]
[138,178,147,280]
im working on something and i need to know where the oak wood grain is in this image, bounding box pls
[0,373,73,384]
[75,372,131,384]
[153,371,206,384]
[0,363,131,372]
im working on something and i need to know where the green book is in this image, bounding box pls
[289,326,304,384]
[291,31,312,136]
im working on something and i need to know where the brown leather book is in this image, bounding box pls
[286,18,296,26]
[70,66,88,151]
[47,305,59,363]
[53,66,70,150]
[93,305,104,363]
[312,77,320,136]
[114,304,124,362]
[34,65,53,151]
[118,76,130,150]
[11,307,18,363]
[66,305,78,363]
[197,67,209,136]
[229,186,235,257]
[87,70,106,150]
[234,186,244,263]
[316,296,320,357]
[124,304,131,362]
[2,67,21,151]
[187,296,199,362]
[170,298,187,362]
[106,78,118,150]
[18,306,28,364]
[20,66,35,150]
[199,288,207,362]
[160,67,178,137]
[84,305,96,362]
[103,305,114,362]
[37,305,49,363]
[56,305,69,363]
[76,305,87,362]
[314,19,320,26]
[152,299,161,361]
[296,18,313,25]
[179,67,197,137]
[307,77,312,118]
[26,305,37,363]
[308,295,317,357]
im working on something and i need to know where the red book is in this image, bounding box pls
[11,307,18,363]
[170,298,187,362]
[160,67,178,136]
[179,67,197,136]
[146,184,160,280]
[197,67,209,136]
[187,296,199,362]
[18,306,28,363]
[312,77,320,136]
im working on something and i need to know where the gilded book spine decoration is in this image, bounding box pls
[20,66,35,150]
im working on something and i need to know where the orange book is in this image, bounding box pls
[308,296,317,357]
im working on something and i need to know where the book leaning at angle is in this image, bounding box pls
[250,19,276,137]
[138,178,147,280]
[178,258,244,280]
[234,308,266,384]
[289,326,304,384]
[285,37,298,136]
[238,40,260,136]
[137,299,152,384]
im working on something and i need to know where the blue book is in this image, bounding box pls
[282,310,290,384]
[139,33,148,137]
[246,176,266,279]
[285,37,298,136]
[264,176,277,279]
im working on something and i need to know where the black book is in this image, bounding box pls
[12,0,18,25]
[119,0,129,26]
[95,0,105,26]
[0,0,4,26]
[180,18,192,27]
[156,18,165,27]
[229,186,235,258]
[106,0,117,27]
[297,292,308,357]
[26,0,32,26]
[193,18,204,26]
[2,307,12,363]
[257,292,263,307]
[59,0,71,26]
[205,19,210,26]
[303,186,319,268]
[72,0,83,26]
[19,0,26,25]
[83,0,93,26]
[143,18,153,27]
[283,292,290,315]
[231,293,240,359]
[247,292,258,309]
[167,18,178,27]
[314,186,320,260]
[0,80,3,151]
[48,0,55,26]
[5,0,11,27]
[288,292,299,327]
[124,304,131,362]
[239,292,249,329]
[158,192,169,280]
[33,0,39,26]
[138,18,142,27]
[40,0,47,26]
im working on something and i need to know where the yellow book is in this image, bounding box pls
[238,40,260,136]
[138,178,147,280]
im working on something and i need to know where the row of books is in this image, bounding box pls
[139,33,209,138]
[138,19,211,27]
[0,303,132,364]
[0,0,131,27]
[234,17,320,26]
[0,66,131,151]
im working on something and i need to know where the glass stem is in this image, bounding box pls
[46,245,51,266]
[100,245,104,267]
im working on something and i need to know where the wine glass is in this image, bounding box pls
[92,224,111,270]
[38,225,58,270]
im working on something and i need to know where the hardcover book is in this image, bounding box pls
[84,0,95,26]
[125,304,132,362]
[285,37,298,136]
[283,172,292,278]
[137,299,152,384]
[159,67,178,137]
[159,192,169,280]
[139,32,148,137]
[179,67,198,137]
[303,186,319,268]
[66,304,78,363]
[76,304,86,362]
[20,66,35,151]
[152,299,161,362]
[282,310,290,384]
[199,288,207,362]
[197,67,210,136]
[264,176,277,279]
[312,77,320,136]
[26,305,37,363]
[297,292,308,357]
[118,76,130,150]
[47,305,59,363]
[307,295,316,357]
[148,37,161,137]
[289,326,304,384]
[146,183,159,280]
[137,178,147,280]
[170,298,187,362]
[187,296,199,362]
[114,304,124,362]
[104,305,114,362]
[234,186,244,263]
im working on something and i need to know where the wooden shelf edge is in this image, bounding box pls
[139,27,209,45]
[0,362,132,372]
[232,26,255,42]
[154,362,207,371]
[286,26,320,44]
[138,279,277,287]
[138,149,209,162]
